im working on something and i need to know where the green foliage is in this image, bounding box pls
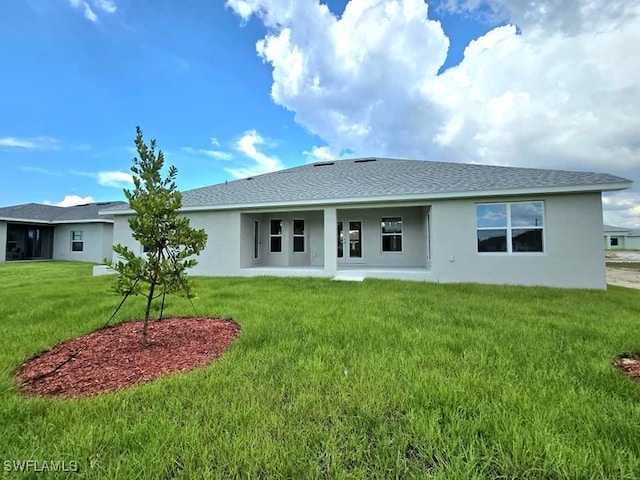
[106,126,207,344]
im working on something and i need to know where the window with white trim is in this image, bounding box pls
[293,219,305,253]
[476,201,544,253]
[381,217,403,252]
[270,219,282,253]
[71,230,84,252]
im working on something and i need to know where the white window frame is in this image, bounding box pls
[71,230,84,252]
[476,201,545,254]
[269,219,283,253]
[292,219,305,253]
[381,216,403,253]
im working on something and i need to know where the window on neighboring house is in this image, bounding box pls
[381,217,403,252]
[270,219,282,253]
[610,237,619,247]
[476,201,544,253]
[293,219,305,253]
[71,230,84,252]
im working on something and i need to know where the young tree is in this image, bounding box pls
[107,126,207,347]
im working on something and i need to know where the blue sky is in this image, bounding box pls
[1,0,639,225]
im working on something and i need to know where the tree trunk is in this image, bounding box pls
[142,282,156,347]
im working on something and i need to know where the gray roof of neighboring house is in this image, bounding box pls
[603,224,632,233]
[103,158,632,213]
[0,201,127,223]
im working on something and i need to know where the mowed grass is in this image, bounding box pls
[1,262,640,479]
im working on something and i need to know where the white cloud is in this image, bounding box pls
[210,137,220,147]
[45,195,96,207]
[68,0,117,22]
[83,2,97,22]
[97,171,134,188]
[603,192,640,228]
[225,130,284,178]
[303,145,334,163]
[228,0,640,222]
[92,0,116,13]
[181,146,232,161]
[0,136,59,149]
[20,166,62,176]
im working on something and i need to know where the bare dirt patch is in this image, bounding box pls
[615,356,640,380]
[15,318,241,398]
[606,251,640,289]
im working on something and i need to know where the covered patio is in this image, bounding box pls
[239,204,432,279]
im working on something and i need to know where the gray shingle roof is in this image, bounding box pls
[603,224,631,233]
[0,201,126,223]
[178,158,631,208]
[100,158,632,214]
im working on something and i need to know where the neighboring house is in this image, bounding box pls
[603,224,640,250]
[0,201,126,263]
[103,158,632,289]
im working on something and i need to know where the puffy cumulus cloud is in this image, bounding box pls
[303,145,335,163]
[46,195,96,207]
[228,0,640,223]
[97,171,133,188]
[436,0,637,36]
[227,0,450,158]
[225,130,284,178]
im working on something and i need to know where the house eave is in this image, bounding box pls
[0,217,112,224]
[104,181,632,216]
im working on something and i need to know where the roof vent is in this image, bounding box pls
[354,158,376,163]
[313,162,335,167]
[246,177,254,180]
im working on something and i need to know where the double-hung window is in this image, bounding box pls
[270,219,282,253]
[381,217,403,252]
[293,219,305,253]
[71,230,84,252]
[476,201,544,253]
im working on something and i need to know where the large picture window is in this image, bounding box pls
[293,219,305,253]
[381,217,403,252]
[270,219,282,253]
[476,202,544,253]
[71,230,84,252]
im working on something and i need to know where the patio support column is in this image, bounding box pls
[0,222,6,262]
[323,207,337,275]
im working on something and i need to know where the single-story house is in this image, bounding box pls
[0,201,126,263]
[603,224,640,250]
[103,157,632,289]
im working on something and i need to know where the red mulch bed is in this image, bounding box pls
[615,356,640,380]
[15,318,241,398]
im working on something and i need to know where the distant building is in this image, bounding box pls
[0,201,126,263]
[603,224,640,250]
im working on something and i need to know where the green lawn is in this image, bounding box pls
[1,262,640,479]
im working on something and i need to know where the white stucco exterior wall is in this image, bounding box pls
[174,210,241,276]
[430,192,606,289]
[53,222,114,264]
[0,222,6,262]
[107,191,608,288]
[337,207,427,268]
